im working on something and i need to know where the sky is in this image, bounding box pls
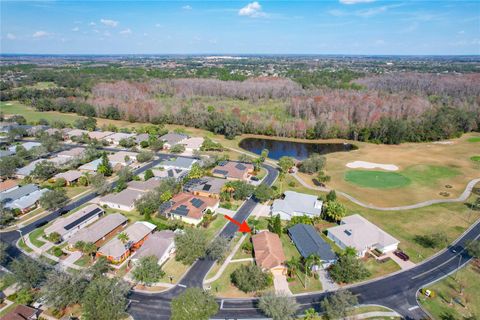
[1,0,479,55]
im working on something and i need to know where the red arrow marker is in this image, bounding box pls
[224,215,251,233]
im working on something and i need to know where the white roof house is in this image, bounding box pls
[99,189,144,212]
[104,132,136,145]
[158,157,196,171]
[131,230,176,265]
[87,131,114,140]
[271,191,323,220]
[8,142,42,153]
[327,214,400,257]
[78,158,102,172]
[57,147,85,159]
[108,151,137,167]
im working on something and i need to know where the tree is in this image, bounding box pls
[0,156,18,179]
[224,180,254,200]
[132,256,165,285]
[206,236,230,262]
[0,241,8,265]
[465,239,480,258]
[303,308,321,320]
[174,228,208,265]
[82,276,130,320]
[258,291,299,320]
[137,150,154,163]
[171,288,218,320]
[53,177,67,188]
[74,117,97,131]
[317,171,331,183]
[299,154,326,174]
[41,271,88,310]
[230,264,271,293]
[326,190,337,202]
[268,214,282,236]
[322,201,346,222]
[117,232,129,244]
[254,184,275,203]
[238,153,253,163]
[32,160,58,180]
[321,290,358,320]
[40,189,69,211]
[10,257,48,289]
[47,231,61,244]
[414,232,448,249]
[74,241,97,261]
[0,205,15,228]
[144,169,154,180]
[135,191,159,219]
[170,144,186,154]
[186,163,204,180]
[329,255,370,284]
[119,137,136,148]
[89,256,110,278]
[149,139,165,151]
[286,256,301,279]
[91,173,110,195]
[278,156,295,175]
[97,153,112,176]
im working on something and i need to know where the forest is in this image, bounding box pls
[1,57,479,144]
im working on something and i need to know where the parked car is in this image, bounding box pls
[251,176,259,181]
[394,250,410,261]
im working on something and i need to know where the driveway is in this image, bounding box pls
[251,204,270,218]
[271,269,292,296]
[386,251,416,270]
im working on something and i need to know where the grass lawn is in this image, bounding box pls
[471,156,480,163]
[17,238,33,253]
[159,256,190,284]
[344,170,411,189]
[232,235,254,260]
[65,186,90,199]
[28,227,46,247]
[402,164,460,186]
[0,101,81,124]
[419,262,480,320]
[363,257,401,280]
[204,215,228,241]
[280,233,301,260]
[467,136,480,143]
[74,255,92,267]
[288,272,323,294]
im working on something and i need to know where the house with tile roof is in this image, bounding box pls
[212,161,254,181]
[183,177,227,198]
[252,230,286,272]
[159,192,219,226]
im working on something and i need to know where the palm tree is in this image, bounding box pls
[250,218,262,234]
[221,184,235,201]
[286,257,301,279]
[82,242,97,261]
[118,232,129,244]
[304,254,321,288]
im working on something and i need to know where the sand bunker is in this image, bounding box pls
[346,161,399,171]
[433,141,454,145]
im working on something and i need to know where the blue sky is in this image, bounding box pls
[1,0,479,55]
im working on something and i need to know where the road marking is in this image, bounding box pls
[408,306,419,311]
[177,284,187,288]
[220,300,224,309]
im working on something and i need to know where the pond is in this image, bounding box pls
[239,137,356,160]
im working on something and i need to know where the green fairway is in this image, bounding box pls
[471,156,480,163]
[344,170,411,189]
[0,101,81,124]
[402,164,460,186]
[467,136,480,143]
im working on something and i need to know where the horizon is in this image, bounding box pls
[1,0,479,55]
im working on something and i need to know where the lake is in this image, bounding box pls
[239,138,356,160]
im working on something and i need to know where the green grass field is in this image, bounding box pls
[402,165,460,186]
[419,263,480,319]
[467,136,480,143]
[0,101,81,124]
[471,156,480,163]
[344,170,411,189]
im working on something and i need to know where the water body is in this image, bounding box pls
[239,138,356,160]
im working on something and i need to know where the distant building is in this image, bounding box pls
[104,132,136,146]
[53,170,83,185]
[78,158,102,172]
[327,214,400,257]
[57,147,85,159]
[159,133,189,149]
[45,204,104,241]
[159,192,219,226]
[97,221,156,263]
[0,184,47,213]
[66,129,88,139]
[99,179,161,211]
[212,161,254,181]
[153,168,188,181]
[108,151,138,167]
[271,191,323,220]
[288,224,337,268]
[8,141,42,153]
[252,230,286,272]
[0,179,19,193]
[87,131,114,140]
[16,159,44,178]
[158,157,196,171]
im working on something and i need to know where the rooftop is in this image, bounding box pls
[272,191,322,216]
[159,157,196,169]
[0,184,38,203]
[160,133,189,146]
[288,224,336,261]
[0,179,18,193]
[68,213,128,245]
[184,177,227,195]
[45,204,104,237]
[100,188,144,207]
[53,170,83,182]
[212,161,254,179]
[252,231,286,270]
[57,147,85,158]
[133,230,175,261]
[163,192,218,220]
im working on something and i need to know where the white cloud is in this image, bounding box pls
[340,0,375,4]
[328,9,348,17]
[32,31,49,38]
[72,27,80,32]
[6,33,16,40]
[103,31,111,37]
[89,22,96,26]
[239,2,266,18]
[182,5,192,10]
[458,30,465,34]
[119,28,132,35]
[100,18,119,27]
[155,23,162,28]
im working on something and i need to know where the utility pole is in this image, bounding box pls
[454,254,462,281]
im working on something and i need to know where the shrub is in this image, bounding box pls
[230,264,271,293]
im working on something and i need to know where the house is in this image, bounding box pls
[78,158,102,172]
[0,184,47,213]
[0,149,15,157]
[327,214,400,258]
[8,141,42,153]
[104,132,136,146]
[135,133,149,144]
[288,224,337,268]
[52,170,83,185]
[16,159,44,178]
[99,188,144,212]
[27,125,49,136]
[2,304,40,320]
[153,168,188,181]
[252,230,286,272]
[87,131,114,140]
[159,133,188,149]
[108,151,138,167]
[183,177,227,198]
[66,129,88,139]
[271,191,323,221]
[181,137,204,154]
[47,156,71,166]
[127,178,161,192]
[97,221,156,263]
[45,128,61,136]
[212,161,254,181]
[159,192,219,226]
[67,213,128,248]
[158,157,197,171]
[131,230,175,265]
[57,147,85,159]
[0,179,19,193]
[45,204,104,241]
